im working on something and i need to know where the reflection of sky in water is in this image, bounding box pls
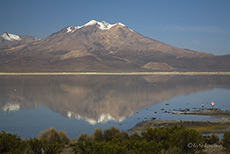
[0,106,130,138]
[1,88,229,138]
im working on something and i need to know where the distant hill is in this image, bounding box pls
[0,32,39,50]
[0,20,229,72]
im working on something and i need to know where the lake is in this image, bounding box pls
[0,75,230,138]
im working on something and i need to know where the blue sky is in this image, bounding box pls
[0,0,229,55]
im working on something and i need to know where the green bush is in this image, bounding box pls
[38,127,69,154]
[38,127,69,145]
[103,127,120,141]
[0,129,69,154]
[0,126,206,154]
[130,132,141,141]
[72,125,204,154]
[0,131,26,154]
[169,125,204,153]
[77,133,92,142]
[141,125,204,153]
[159,146,183,154]
[204,133,220,145]
[24,137,63,154]
[119,131,129,140]
[58,130,70,144]
[41,139,63,154]
[24,138,43,154]
[93,128,103,142]
[222,131,230,151]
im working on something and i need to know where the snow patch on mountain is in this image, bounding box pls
[76,20,115,31]
[66,26,78,33]
[83,20,126,31]
[1,32,21,41]
[117,22,125,27]
[66,20,134,33]
[84,20,98,27]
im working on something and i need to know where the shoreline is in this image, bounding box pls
[0,71,230,76]
[172,109,230,117]
[130,109,230,134]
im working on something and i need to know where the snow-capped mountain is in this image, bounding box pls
[0,20,229,72]
[1,32,21,41]
[66,20,127,33]
[0,32,39,50]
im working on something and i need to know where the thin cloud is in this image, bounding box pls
[162,25,225,33]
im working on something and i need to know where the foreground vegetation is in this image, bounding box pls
[1,126,230,154]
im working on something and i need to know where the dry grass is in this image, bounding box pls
[192,125,230,133]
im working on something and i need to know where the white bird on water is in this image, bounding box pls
[211,101,215,108]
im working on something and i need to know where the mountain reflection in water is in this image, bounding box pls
[1,75,230,125]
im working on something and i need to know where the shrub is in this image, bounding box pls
[141,125,204,153]
[222,131,230,151]
[93,128,103,142]
[204,133,220,145]
[24,138,43,154]
[120,131,129,140]
[77,133,92,142]
[103,127,120,141]
[38,127,69,154]
[39,127,60,144]
[142,127,170,143]
[41,139,63,154]
[0,131,26,154]
[0,126,206,153]
[130,132,141,140]
[58,130,70,144]
[170,126,204,153]
[72,125,204,154]
[38,127,69,145]
[159,146,183,154]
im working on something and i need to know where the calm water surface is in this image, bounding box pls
[0,75,230,138]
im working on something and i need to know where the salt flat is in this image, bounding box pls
[0,72,230,76]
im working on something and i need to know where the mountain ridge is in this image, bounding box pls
[0,20,229,72]
[0,32,39,51]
